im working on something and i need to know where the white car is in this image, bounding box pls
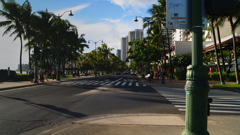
[131,71,136,76]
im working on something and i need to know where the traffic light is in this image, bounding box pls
[164,56,168,60]
[34,46,41,60]
[34,46,39,55]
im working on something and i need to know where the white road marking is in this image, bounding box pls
[121,82,126,86]
[114,82,121,86]
[128,82,132,86]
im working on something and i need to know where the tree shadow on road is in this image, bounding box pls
[0,95,87,118]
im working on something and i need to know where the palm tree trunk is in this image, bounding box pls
[211,18,225,85]
[167,29,173,79]
[229,16,240,83]
[20,36,23,73]
[217,27,226,72]
[28,47,31,69]
[159,24,166,72]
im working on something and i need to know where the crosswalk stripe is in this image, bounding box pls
[115,82,121,86]
[179,109,240,114]
[121,82,126,86]
[100,82,109,85]
[57,79,145,87]
[128,82,132,86]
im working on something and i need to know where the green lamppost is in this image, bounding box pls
[57,10,73,81]
[88,40,103,77]
[134,16,151,82]
[34,44,39,83]
[161,53,165,84]
[182,0,209,134]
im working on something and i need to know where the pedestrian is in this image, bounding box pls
[43,69,48,81]
[39,68,44,82]
[157,70,160,80]
[52,69,56,80]
[29,68,34,83]
[150,71,153,83]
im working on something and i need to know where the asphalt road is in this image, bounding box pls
[0,74,180,135]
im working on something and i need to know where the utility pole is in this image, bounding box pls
[182,0,209,134]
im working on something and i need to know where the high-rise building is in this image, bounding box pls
[121,37,128,62]
[121,29,143,65]
[116,49,121,58]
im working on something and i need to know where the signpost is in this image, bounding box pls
[166,0,207,30]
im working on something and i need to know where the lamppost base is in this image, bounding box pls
[182,129,209,135]
[183,65,209,135]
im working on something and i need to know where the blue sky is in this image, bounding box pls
[0,0,158,70]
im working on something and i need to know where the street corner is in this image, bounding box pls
[37,114,185,135]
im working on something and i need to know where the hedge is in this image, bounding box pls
[14,73,29,81]
[208,72,236,82]
[172,72,237,82]
[173,72,186,80]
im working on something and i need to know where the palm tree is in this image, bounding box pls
[227,0,240,84]
[210,17,225,85]
[21,0,34,70]
[0,0,25,73]
[214,17,227,72]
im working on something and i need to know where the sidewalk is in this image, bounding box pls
[0,75,93,91]
[140,76,237,89]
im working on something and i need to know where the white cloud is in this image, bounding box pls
[54,3,90,16]
[102,18,121,23]
[0,16,29,70]
[109,0,157,10]
[69,17,141,55]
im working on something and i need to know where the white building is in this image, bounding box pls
[127,29,143,66]
[121,37,128,62]
[121,29,143,65]
[116,49,121,58]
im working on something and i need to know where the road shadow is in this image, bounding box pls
[0,95,87,118]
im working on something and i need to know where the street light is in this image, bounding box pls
[88,40,103,77]
[181,0,210,134]
[134,16,151,82]
[56,10,73,81]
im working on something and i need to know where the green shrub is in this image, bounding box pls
[208,72,237,82]
[14,73,29,81]
[208,72,219,80]
[226,73,236,82]
[173,72,186,80]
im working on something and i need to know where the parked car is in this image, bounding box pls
[116,71,121,75]
[124,71,129,74]
[131,71,136,76]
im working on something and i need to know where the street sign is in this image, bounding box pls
[166,0,190,29]
[166,0,207,30]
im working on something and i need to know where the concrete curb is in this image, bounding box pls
[36,114,185,135]
[0,83,42,91]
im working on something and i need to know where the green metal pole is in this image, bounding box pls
[161,54,165,84]
[147,21,151,82]
[95,42,97,77]
[182,0,209,135]
[34,44,38,83]
[57,16,61,81]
